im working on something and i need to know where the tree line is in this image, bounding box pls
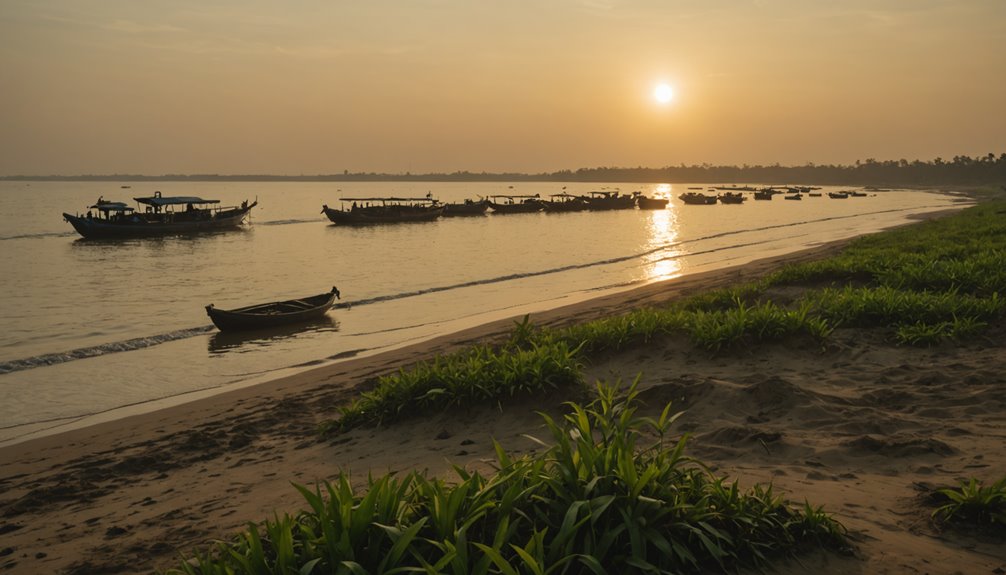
[4,153,1004,185]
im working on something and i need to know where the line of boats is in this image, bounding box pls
[63,185,874,239]
[680,186,869,205]
[320,190,670,224]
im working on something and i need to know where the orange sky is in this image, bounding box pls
[2,1,1004,175]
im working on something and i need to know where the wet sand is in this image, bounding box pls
[1,231,1004,574]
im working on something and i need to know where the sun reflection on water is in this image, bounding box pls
[642,184,683,282]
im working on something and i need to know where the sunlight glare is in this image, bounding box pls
[653,83,675,104]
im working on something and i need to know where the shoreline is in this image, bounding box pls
[2,203,1003,574]
[0,236,857,454]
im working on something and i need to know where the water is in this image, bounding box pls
[0,181,968,444]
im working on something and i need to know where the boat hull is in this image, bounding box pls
[322,205,444,224]
[63,202,256,239]
[206,289,340,332]
[442,200,490,216]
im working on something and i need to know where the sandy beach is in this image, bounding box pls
[1,230,1004,575]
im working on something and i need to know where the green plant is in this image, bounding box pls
[932,477,1006,529]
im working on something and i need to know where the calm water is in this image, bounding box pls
[0,181,967,444]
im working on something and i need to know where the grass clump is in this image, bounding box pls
[330,337,584,433]
[169,381,847,574]
[931,477,1006,532]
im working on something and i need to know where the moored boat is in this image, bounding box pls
[63,192,257,239]
[487,195,544,214]
[322,197,444,224]
[634,193,669,209]
[584,190,637,211]
[680,192,718,205]
[753,189,774,200]
[784,193,803,200]
[542,192,590,213]
[442,198,490,216]
[717,191,747,204]
[828,191,849,199]
[206,287,341,332]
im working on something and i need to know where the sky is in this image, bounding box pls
[1,0,1004,176]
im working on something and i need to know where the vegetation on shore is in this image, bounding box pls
[170,382,847,574]
[5,153,1004,186]
[170,199,1004,573]
[332,200,1006,432]
[930,477,1006,532]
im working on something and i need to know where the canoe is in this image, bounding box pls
[206,287,341,332]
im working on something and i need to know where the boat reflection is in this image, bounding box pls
[208,315,340,354]
[642,186,684,283]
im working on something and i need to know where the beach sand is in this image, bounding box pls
[1,234,1004,574]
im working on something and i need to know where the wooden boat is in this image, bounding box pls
[717,191,747,204]
[753,190,774,200]
[784,194,803,200]
[206,287,341,332]
[542,193,590,212]
[442,198,490,216]
[680,192,718,205]
[584,190,636,211]
[487,195,544,214]
[828,192,849,199]
[849,191,869,197]
[634,193,669,209]
[322,197,444,224]
[63,192,257,239]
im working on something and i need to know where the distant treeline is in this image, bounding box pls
[5,153,1005,185]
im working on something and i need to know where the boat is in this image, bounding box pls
[717,191,747,204]
[206,287,341,332]
[784,194,802,201]
[634,193,669,210]
[63,192,257,239]
[542,193,590,213]
[849,191,869,197]
[584,190,637,211]
[322,197,444,224]
[680,192,718,205]
[713,185,759,192]
[828,192,849,199]
[487,195,544,214]
[753,189,774,200]
[442,198,490,216]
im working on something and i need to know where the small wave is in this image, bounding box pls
[0,231,76,241]
[256,218,320,226]
[0,326,215,375]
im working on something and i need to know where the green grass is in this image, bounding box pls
[931,477,1006,531]
[329,201,1006,434]
[169,199,1006,574]
[169,381,848,574]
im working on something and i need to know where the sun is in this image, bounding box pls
[653,83,675,104]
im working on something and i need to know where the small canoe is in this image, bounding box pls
[206,287,341,332]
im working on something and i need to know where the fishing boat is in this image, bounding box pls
[680,192,718,205]
[322,197,444,224]
[206,287,341,332]
[63,192,257,239]
[717,191,747,204]
[753,189,774,200]
[634,193,669,209]
[784,193,803,201]
[584,190,637,211]
[487,195,544,214]
[828,191,849,199]
[542,192,590,213]
[442,198,490,216]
